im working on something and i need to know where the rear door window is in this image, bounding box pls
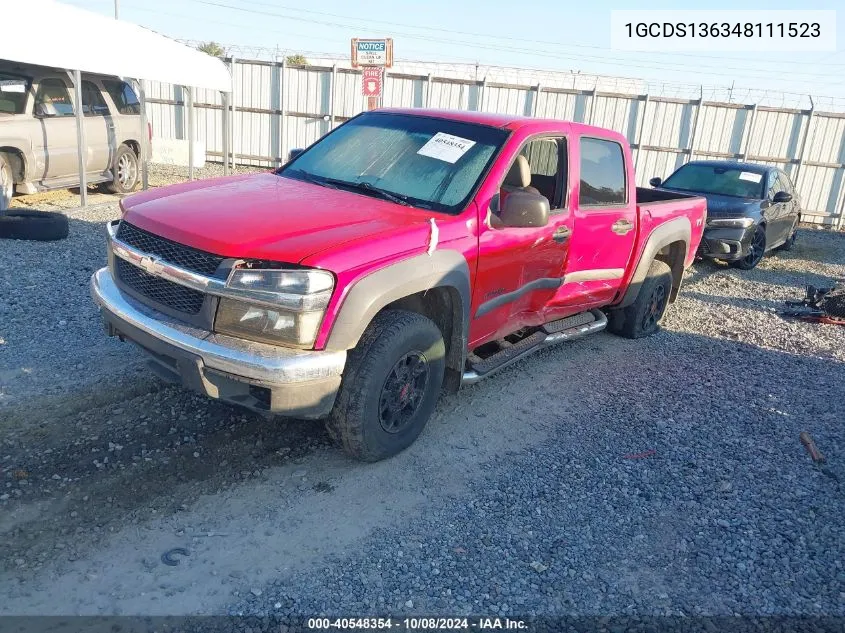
[103,80,140,115]
[0,73,30,114]
[35,78,74,117]
[82,81,110,116]
[579,137,626,206]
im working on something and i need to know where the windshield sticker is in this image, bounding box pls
[738,171,762,183]
[417,132,476,164]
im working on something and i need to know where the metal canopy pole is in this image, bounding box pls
[187,86,194,181]
[72,69,87,208]
[139,79,149,190]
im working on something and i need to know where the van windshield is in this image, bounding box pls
[0,73,30,115]
[662,163,766,199]
[279,112,508,214]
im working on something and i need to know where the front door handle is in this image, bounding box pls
[552,226,572,243]
[611,219,634,235]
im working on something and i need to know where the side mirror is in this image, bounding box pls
[649,177,662,187]
[499,189,550,228]
[288,148,304,161]
[773,191,792,203]
[34,102,54,118]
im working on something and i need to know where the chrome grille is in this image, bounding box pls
[116,221,224,276]
[115,258,205,315]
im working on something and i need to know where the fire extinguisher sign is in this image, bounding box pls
[361,67,383,97]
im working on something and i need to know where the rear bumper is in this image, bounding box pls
[90,268,346,418]
[697,225,755,261]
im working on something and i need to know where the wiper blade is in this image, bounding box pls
[287,172,419,207]
[350,181,411,206]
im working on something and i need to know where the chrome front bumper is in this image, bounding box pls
[90,268,346,418]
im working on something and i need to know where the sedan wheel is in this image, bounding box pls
[733,225,766,270]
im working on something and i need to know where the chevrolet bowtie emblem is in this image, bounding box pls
[139,255,163,275]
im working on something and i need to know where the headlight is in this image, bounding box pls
[216,299,325,347]
[216,268,334,347]
[707,217,754,228]
[225,268,334,311]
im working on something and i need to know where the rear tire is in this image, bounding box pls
[107,144,139,194]
[326,309,445,462]
[778,220,798,252]
[0,209,69,241]
[607,260,673,339]
[0,154,13,213]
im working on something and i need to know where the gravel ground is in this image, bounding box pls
[1,203,843,622]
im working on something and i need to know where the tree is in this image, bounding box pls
[285,54,309,66]
[197,41,225,57]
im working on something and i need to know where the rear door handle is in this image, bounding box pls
[552,226,572,243]
[611,219,634,235]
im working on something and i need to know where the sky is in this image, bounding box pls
[67,0,845,105]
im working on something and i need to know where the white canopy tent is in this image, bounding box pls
[0,0,232,206]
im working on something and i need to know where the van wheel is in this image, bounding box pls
[0,154,14,213]
[107,144,139,194]
[326,309,445,462]
[607,260,673,339]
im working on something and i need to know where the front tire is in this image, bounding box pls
[607,260,673,339]
[326,309,445,462]
[107,144,139,194]
[0,154,13,213]
[732,225,766,270]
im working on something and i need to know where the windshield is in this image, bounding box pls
[0,73,31,115]
[279,112,509,214]
[662,163,765,199]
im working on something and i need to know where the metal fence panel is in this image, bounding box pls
[146,58,845,226]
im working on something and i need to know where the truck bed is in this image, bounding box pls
[636,186,701,204]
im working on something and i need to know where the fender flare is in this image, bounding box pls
[0,141,31,182]
[617,216,691,309]
[324,250,472,357]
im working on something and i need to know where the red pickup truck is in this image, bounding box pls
[91,109,706,461]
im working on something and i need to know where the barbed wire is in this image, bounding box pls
[181,39,845,112]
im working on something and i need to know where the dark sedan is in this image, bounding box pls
[650,160,801,270]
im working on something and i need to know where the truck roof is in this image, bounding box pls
[373,107,615,137]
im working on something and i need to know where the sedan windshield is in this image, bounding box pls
[279,112,509,214]
[662,164,765,199]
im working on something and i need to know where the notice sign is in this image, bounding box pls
[417,132,476,164]
[351,38,394,67]
[362,67,383,97]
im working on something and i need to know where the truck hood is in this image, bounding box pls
[658,187,761,217]
[121,172,436,263]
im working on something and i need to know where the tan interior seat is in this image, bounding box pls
[502,155,536,193]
